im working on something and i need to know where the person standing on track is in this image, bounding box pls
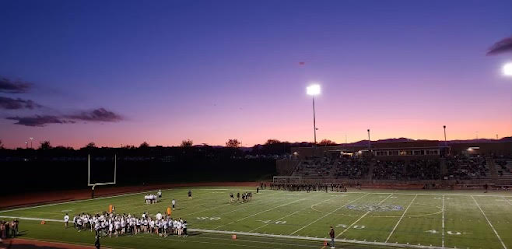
[95,234,100,249]
[329,226,335,248]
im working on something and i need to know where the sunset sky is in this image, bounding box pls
[1,0,512,149]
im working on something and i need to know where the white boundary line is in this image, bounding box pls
[0,215,458,249]
[290,193,371,235]
[471,196,507,249]
[337,194,393,238]
[385,194,417,243]
[441,195,445,248]
[0,187,257,214]
[0,188,176,214]
[195,228,454,249]
[343,191,512,198]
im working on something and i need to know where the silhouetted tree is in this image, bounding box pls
[264,139,281,145]
[226,139,241,148]
[0,139,3,149]
[319,139,336,146]
[181,139,193,147]
[39,141,52,150]
[139,141,150,148]
[86,142,97,149]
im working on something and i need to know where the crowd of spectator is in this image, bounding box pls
[292,155,494,181]
[372,159,440,180]
[495,159,512,177]
[445,156,488,180]
[269,183,347,192]
[293,157,369,179]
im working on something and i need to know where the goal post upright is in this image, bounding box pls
[88,154,117,187]
[114,154,117,185]
[88,154,91,186]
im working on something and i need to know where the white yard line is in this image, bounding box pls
[0,215,460,249]
[471,196,507,249]
[502,196,512,206]
[336,194,393,238]
[248,209,302,233]
[441,195,445,248]
[385,194,417,243]
[214,197,307,229]
[187,191,281,217]
[248,195,340,233]
[290,193,371,235]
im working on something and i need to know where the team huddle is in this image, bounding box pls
[229,192,253,203]
[144,190,163,204]
[65,211,188,238]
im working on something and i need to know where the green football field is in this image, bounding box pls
[1,187,512,249]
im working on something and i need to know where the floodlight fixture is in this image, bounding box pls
[306,84,321,96]
[503,62,512,76]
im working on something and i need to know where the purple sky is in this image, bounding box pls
[1,0,512,149]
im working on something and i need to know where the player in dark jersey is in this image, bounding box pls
[229,193,234,202]
[188,190,192,199]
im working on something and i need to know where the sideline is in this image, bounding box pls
[0,216,456,249]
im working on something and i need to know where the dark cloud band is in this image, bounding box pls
[6,108,124,127]
[66,108,123,122]
[0,96,42,110]
[0,77,32,93]
[6,115,73,127]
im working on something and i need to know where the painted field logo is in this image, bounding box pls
[346,204,403,212]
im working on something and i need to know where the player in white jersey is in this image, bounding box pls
[76,217,83,231]
[183,220,188,236]
[172,199,176,210]
[109,221,113,237]
[163,218,168,237]
[64,213,69,228]
[176,219,183,236]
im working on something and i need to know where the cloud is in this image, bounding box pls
[0,77,32,93]
[6,108,123,127]
[66,108,123,122]
[6,115,73,127]
[0,96,42,110]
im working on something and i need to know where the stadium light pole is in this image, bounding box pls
[306,84,321,145]
[443,125,447,147]
[29,137,33,149]
[367,129,371,151]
